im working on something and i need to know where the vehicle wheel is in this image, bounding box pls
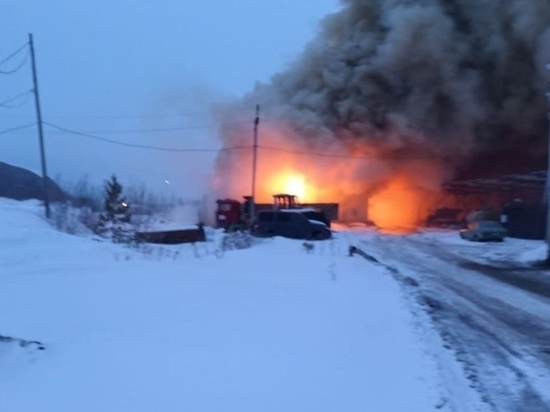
[310,230,328,240]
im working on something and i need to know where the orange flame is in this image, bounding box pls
[214,124,444,229]
[284,175,306,201]
[368,176,428,231]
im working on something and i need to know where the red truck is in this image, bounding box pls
[215,198,250,231]
[215,194,338,231]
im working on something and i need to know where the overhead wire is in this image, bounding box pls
[0,90,34,108]
[0,122,36,135]
[258,145,368,159]
[0,42,29,68]
[56,124,222,134]
[40,113,219,120]
[43,121,248,153]
[40,122,445,160]
[0,104,273,119]
[258,145,446,160]
[0,53,29,75]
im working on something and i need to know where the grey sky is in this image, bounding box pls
[0,0,339,199]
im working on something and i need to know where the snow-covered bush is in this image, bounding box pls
[220,231,255,251]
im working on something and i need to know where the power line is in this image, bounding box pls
[42,105,268,119]
[0,117,228,132]
[0,42,29,67]
[49,124,223,134]
[43,121,249,153]
[41,122,446,160]
[0,90,33,108]
[40,113,219,120]
[258,145,446,160]
[259,145,363,158]
[0,123,36,135]
[0,106,273,120]
[0,53,29,75]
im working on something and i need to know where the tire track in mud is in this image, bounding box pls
[353,235,550,412]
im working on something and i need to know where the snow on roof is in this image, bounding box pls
[308,219,327,227]
[444,170,546,193]
[279,208,318,213]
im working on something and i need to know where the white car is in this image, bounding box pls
[459,221,507,242]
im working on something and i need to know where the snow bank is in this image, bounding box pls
[392,228,547,266]
[0,198,460,411]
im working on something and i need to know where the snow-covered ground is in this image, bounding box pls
[407,228,547,266]
[4,200,548,411]
[344,226,550,412]
[337,224,547,266]
[0,199,492,412]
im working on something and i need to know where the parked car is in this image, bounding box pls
[459,220,507,242]
[252,209,331,240]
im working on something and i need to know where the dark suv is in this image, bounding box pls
[251,209,331,240]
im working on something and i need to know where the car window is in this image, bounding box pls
[478,221,501,229]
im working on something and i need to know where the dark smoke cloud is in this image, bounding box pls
[219,0,550,180]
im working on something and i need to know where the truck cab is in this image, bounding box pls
[215,199,242,230]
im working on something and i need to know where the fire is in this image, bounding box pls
[214,124,443,230]
[284,175,306,201]
[368,177,426,232]
[267,170,316,203]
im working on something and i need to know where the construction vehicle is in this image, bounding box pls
[215,194,338,231]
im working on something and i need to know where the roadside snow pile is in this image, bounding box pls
[0,198,489,412]
[399,229,547,266]
[517,244,547,263]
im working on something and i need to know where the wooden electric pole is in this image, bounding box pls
[250,105,260,222]
[28,33,50,218]
[545,78,550,263]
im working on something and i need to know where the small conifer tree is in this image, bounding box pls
[96,175,133,242]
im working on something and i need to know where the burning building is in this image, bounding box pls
[213,0,550,230]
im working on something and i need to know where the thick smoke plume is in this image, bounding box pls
[214,0,550,225]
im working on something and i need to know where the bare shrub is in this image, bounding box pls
[220,232,255,251]
[50,202,94,235]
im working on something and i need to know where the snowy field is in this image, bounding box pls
[0,199,504,411]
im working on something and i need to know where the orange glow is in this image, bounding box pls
[266,172,319,203]
[368,176,428,231]
[284,175,306,200]
[214,123,445,230]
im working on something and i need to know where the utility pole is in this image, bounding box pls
[545,74,550,263]
[29,33,50,218]
[250,105,260,222]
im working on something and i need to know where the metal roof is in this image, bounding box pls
[443,170,547,193]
